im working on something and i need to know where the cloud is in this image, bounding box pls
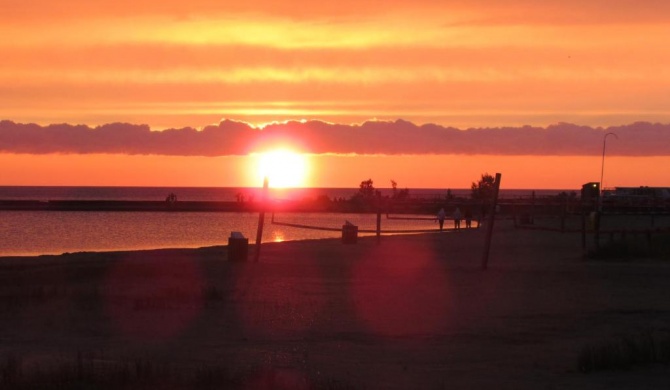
[1,119,668,157]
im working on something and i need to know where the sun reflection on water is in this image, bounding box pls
[273,232,285,243]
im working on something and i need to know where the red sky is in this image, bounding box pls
[1,1,669,189]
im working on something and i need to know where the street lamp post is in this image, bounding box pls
[599,132,618,210]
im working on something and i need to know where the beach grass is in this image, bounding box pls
[578,330,670,373]
[0,352,358,389]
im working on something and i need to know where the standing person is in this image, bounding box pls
[453,207,462,230]
[436,207,446,231]
[464,206,473,229]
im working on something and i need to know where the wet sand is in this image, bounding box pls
[1,220,670,388]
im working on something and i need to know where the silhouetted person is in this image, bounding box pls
[453,207,462,230]
[436,208,446,231]
[464,207,473,228]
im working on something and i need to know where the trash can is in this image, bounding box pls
[342,221,358,244]
[228,231,248,261]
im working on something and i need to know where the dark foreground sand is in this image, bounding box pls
[1,220,670,389]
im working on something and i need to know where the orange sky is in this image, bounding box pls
[1,1,669,189]
[2,153,668,190]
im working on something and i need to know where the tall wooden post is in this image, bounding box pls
[254,177,269,262]
[530,190,536,225]
[581,211,587,252]
[376,191,382,244]
[560,197,567,233]
[593,211,600,250]
[651,197,656,227]
[481,173,502,270]
[376,211,382,244]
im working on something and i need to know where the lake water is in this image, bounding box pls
[0,210,454,257]
[0,186,559,256]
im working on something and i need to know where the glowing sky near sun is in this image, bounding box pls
[1,1,670,188]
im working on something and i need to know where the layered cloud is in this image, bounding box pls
[1,119,667,157]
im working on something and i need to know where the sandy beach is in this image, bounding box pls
[1,219,670,389]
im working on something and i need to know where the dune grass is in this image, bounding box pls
[0,352,356,389]
[578,329,670,373]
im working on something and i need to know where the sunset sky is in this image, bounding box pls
[2,0,670,189]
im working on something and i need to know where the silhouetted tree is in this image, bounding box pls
[358,179,375,199]
[314,194,332,210]
[391,179,409,200]
[554,191,577,200]
[471,173,496,201]
[348,179,380,211]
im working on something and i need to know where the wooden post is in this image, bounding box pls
[560,197,567,233]
[376,211,382,244]
[481,173,502,270]
[651,208,656,228]
[254,177,269,262]
[593,211,600,250]
[531,190,536,225]
[581,211,586,252]
[376,192,382,244]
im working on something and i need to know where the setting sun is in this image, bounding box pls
[255,150,309,188]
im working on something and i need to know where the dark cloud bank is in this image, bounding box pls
[1,119,668,156]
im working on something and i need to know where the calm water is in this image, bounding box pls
[0,186,562,257]
[0,211,449,257]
